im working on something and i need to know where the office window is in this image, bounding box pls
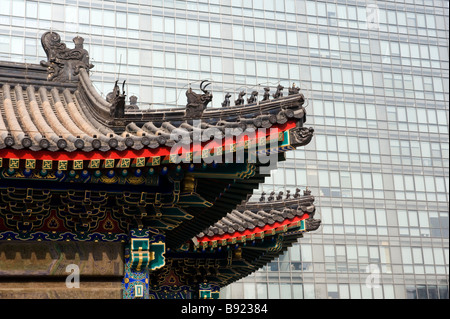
[38,2,51,20]
[188,54,199,71]
[342,69,352,85]
[319,34,329,50]
[165,17,175,33]
[116,11,126,28]
[166,52,176,69]
[211,57,222,73]
[128,48,139,65]
[267,62,277,78]
[103,10,115,28]
[176,53,187,70]
[11,37,23,55]
[210,22,221,38]
[175,18,186,34]
[187,20,199,36]
[343,207,354,225]
[103,46,115,63]
[243,26,254,42]
[306,1,316,16]
[24,1,37,19]
[318,170,329,187]
[256,61,267,77]
[199,21,209,37]
[309,33,319,48]
[0,0,10,15]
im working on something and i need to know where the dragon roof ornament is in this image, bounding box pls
[40,31,94,82]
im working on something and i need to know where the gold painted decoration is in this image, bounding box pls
[42,160,53,170]
[9,158,19,169]
[201,148,210,158]
[134,157,146,167]
[73,160,83,170]
[104,159,115,169]
[225,143,236,153]
[184,152,192,162]
[88,159,100,169]
[99,175,119,184]
[57,160,68,170]
[118,158,130,168]
[182,174,195,192]
[25,159,36,169]
[169,154,178,164]
[47,216,60,229]
[126,175,146,185]
[151,157,160,166]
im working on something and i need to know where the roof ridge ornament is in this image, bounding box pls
[289,126,314,147]
[256,188,313,202]
[272,84,284,99]
[289,82,300,95]
[110,81,126,115]
[185,80,212,118]
[40,31,94,82]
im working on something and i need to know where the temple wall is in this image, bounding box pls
[0,241,124,299]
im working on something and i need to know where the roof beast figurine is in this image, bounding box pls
[185,80,213,118]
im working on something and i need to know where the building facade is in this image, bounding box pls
[0,0,448,299]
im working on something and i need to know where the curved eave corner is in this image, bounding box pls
[195,213,311,250]
[193,194,321,251]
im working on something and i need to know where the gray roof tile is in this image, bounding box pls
[197,193,317,240]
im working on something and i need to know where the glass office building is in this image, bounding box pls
[0,0,448,299]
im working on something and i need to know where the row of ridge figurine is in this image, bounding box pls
[221,83,301,107]
[107,82,301,111]
[259,188,311,202]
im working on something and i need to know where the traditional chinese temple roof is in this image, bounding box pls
[196,190,317,240]
[0,35,307,153]
[0,31,318,299]
[0,68,306,153]
[152,190,321,292]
